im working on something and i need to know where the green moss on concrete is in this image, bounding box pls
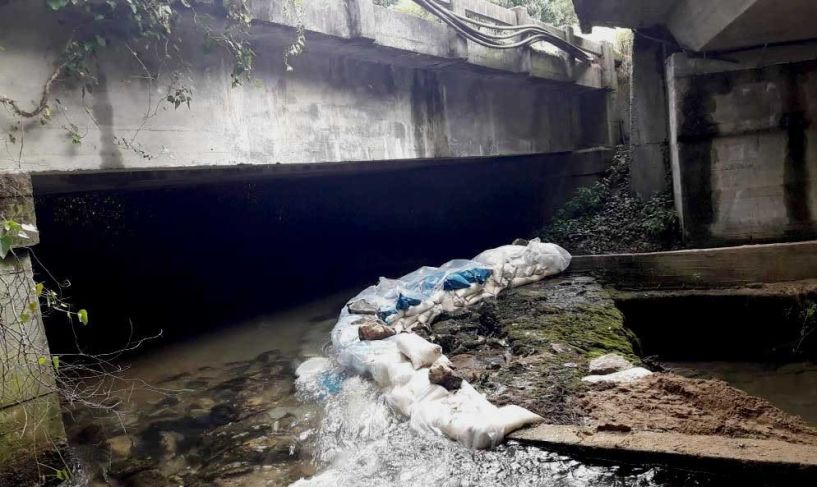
[422,275,640,424]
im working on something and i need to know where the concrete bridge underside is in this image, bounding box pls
[0,0,619,469]
[1,0,617,177]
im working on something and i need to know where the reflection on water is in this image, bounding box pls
[65,292,768,487]
[665,361,817,427]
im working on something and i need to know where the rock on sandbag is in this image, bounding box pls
[588,353,634,375]
[357,317,396,341]
[429,358,463,391]
[396,333,442,369]
[347,299,379,315]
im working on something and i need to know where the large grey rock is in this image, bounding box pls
[588,353,634,375]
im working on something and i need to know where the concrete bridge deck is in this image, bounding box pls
[0,0,618,178]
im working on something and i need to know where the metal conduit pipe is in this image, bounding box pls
[411,0,593,61]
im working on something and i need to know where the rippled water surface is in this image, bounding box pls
[65,291,766,487]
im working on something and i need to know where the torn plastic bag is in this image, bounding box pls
[337,338,402,377]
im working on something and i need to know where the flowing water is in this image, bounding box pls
[64,291,769,487]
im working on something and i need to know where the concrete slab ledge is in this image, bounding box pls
[569,241,817,289]
[510,424,817,477]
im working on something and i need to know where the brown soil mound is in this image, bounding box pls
[577,373,817,446]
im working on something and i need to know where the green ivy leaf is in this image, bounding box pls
[0,235,11,259]
[78,309,89,325]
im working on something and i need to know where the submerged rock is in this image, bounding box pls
[588,353,634,375]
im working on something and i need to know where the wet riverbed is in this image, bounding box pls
[59,290,789,487]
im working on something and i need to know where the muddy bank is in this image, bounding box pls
[417,276,817,447]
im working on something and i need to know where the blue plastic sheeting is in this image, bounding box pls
[318,371,346,395]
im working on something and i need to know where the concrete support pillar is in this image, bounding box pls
[665,42,817,246]
[347,0,376,42]
[630,31,671,198]
[0,173,65,476]
[447,0,468,60]
[511,6,532,75]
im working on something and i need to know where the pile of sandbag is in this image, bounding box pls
[318,239,572,449]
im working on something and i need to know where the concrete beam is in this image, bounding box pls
[666,0,757,51]
[512,424,817,477]
[569,240,817,290]
[0,0,615,176]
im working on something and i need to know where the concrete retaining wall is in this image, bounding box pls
[667,44,817,246]
[0,253,65,470]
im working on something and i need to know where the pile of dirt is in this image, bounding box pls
[577,373,817,445]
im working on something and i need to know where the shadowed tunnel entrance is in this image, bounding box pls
[31,154,601,356]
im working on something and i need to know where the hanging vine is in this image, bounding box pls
[0,0,305,137]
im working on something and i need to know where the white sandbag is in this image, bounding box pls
[337,339,402,376]
[387,360,416,387]
[395,333,442,369]
[384,385,416,416]
[495,405,544,435]
[431,383,505,449]
[446,411,505,449]
[369,352,409,388]
[403,299,436,317]
[385,369,446,417]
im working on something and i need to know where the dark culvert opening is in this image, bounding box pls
[615,292,817,426]
[615,293,817,362]
[32,157,565,357]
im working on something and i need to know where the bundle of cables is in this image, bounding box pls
[411,0,592,61]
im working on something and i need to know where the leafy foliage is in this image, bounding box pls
[539,147,683,255]
[489,0,578,27]
[43,0,256,88]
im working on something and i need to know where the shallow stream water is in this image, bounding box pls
[64,291,779,487]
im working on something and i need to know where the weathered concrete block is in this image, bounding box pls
[0,173,38,248]
[0,254,54,409]
[0,393,66,471]
[667,50,817,245]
